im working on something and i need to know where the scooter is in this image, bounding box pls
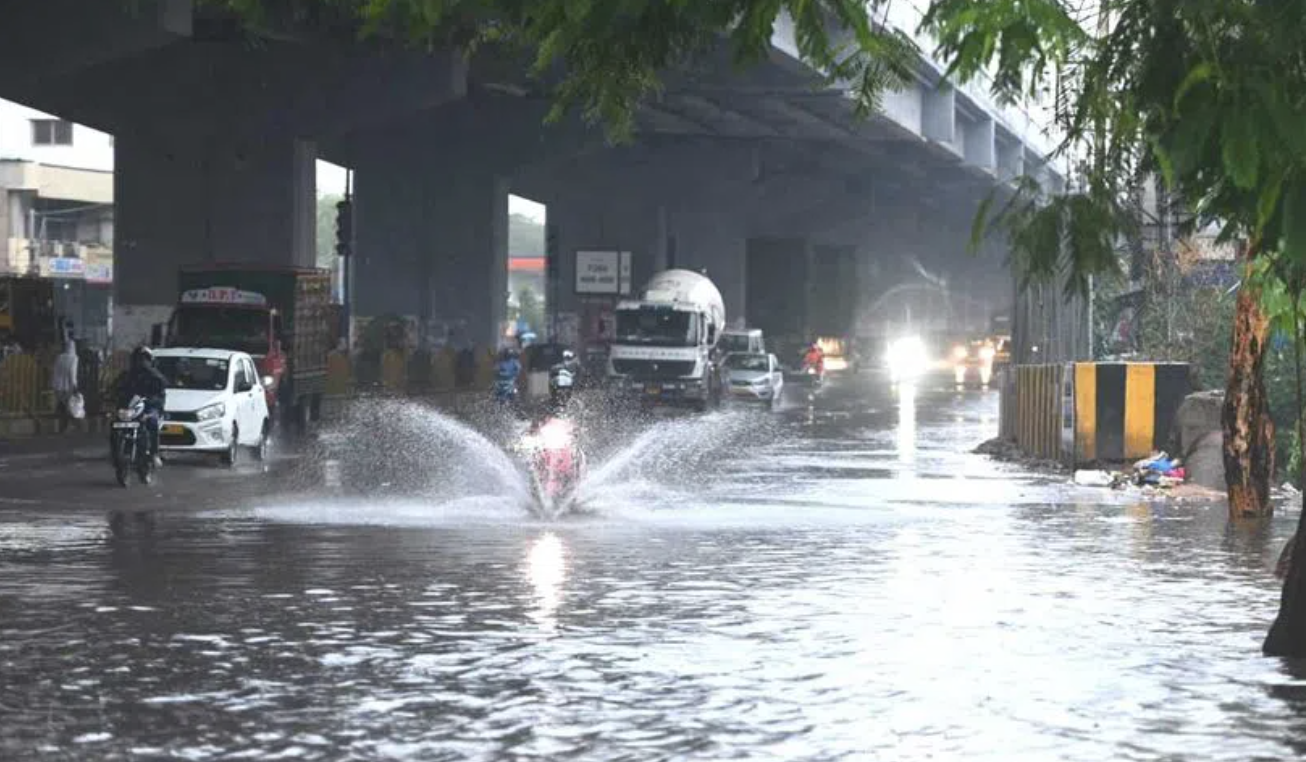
[492,375,519,407]
[110,395,156,488]
[517,417,586,518]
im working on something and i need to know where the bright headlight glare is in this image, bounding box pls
[196,402,226,421]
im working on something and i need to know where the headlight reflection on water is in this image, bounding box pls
[525,532,567,634]
[896,383,917,477]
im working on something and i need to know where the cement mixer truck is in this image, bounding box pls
[607,269,725,410]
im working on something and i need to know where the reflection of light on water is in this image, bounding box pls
[525,532,567,634]
[896,383,917,477]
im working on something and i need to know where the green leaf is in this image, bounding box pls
[1221,109,1260,191]
[1258,170,1287,235]
[1173,62,1214,111]
[1284,178,1306,266]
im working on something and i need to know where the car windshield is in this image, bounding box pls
[726,354,769,371]
[155,356,230,391]
[171,306,269,355]
[615,308,699,347]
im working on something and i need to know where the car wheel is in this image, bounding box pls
[252,420,271,462]
[221,424,239,467]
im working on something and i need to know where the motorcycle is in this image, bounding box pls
[517,417,586,518]
[492,375,519,406]
[110,395,156,487]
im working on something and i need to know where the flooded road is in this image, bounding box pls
[2,376,1304,760]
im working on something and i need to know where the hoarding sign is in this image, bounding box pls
[576,250,619,294]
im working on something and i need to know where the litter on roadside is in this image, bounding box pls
[1073,451,1189,492]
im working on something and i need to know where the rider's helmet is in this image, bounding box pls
[131,345,154,369]
[562,350,575,362]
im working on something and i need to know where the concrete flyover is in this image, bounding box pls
[0,0,1063,350]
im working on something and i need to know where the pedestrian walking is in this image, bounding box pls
[51,340,80,433]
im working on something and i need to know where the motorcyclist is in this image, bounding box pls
[494,348,521,402]
[548,349,581,412]
[114,346,168,465]
[802,341,825,376]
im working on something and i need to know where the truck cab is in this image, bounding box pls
[607,270,726,411]
[165,287,286,413]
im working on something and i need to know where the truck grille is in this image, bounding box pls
[611,359,696,379]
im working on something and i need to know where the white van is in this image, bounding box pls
[718,328,765,356]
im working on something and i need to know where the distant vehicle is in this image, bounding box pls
[153,347,272,466]
[722,352,785,409]
[949,338,997,386]
[885,335,930,383]
[162,266,332,430]
[816,336,849,372]
[608,269,726,411]
[718,328,765,357]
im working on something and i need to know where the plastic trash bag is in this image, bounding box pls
[1074,469,1114,487]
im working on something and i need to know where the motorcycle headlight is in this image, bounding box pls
[117,408,135,422]
[951,345,967,361]
[979,346,996,361]
[261,375,275,388]
[196,402,226,422]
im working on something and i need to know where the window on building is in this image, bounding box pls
[31,119,73,146]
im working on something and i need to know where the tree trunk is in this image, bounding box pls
[1223,246,1274,519]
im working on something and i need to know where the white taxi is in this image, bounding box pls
[153,348,272,465]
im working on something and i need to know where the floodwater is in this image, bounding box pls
[2,376,1304,761]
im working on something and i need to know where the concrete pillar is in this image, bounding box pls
[670,209,748,324]
[744,236,809,339]
[112,131,317,347]
[547,195,663,316]
[355,157,508,351]
[426,171,509,351]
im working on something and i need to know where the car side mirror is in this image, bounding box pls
[237,378,253,393]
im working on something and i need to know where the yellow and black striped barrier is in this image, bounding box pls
[1071,362,1190,463]
[1009,362,1191,465]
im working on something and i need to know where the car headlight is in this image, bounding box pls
[951,345,967,361]
[979,346,995,360]
[196,402,226,422]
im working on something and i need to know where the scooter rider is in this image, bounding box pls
[114,346,168,465]
[494,347,522,401]
[548,349,581,411]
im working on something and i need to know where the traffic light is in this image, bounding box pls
[335,198,353,258]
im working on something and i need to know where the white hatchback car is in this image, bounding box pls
[722,352,785,409]
[152,348,272,465]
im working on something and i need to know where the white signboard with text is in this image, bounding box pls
[576,250,632,295]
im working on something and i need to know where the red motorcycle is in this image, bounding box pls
[519,418,586,516]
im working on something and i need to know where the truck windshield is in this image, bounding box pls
[171,307,269,355]
[155,356,230,391]
[616,309,699,347]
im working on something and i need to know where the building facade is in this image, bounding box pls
[0,99,115,348]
